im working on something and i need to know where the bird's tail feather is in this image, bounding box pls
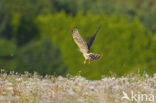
[89,53,101,61]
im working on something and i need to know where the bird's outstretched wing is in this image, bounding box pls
[87,26,101,50]
[72,28,89,54]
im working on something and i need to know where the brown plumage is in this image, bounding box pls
[72,26,101,63]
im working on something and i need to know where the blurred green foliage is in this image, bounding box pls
[37,12,156,79]
[0,0,156,79]
[16,38,67,75]
[0,39,16,70]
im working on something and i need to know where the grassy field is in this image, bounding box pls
[0,70,155,103]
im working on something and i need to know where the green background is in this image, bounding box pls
[0,0,156,79]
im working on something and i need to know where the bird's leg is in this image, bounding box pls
[88,60,91,64]
[83,60,86,64]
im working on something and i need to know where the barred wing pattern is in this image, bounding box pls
[87,26,101,50]
[72,28,89,54]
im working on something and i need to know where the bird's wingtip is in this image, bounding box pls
[74,26,78,29]
[72,26,78,32]
[98,25,101,29]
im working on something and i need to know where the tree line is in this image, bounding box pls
[0,0,155,79]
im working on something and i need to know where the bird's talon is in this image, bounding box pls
[88,60,90,64]
[83,60,86,64]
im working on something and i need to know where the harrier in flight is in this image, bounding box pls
[72,26,101,64]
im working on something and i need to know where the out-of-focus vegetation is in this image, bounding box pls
[37,13,156,79]
[16,38,67,76]
[0,0,156,79]
[0,71,155,103]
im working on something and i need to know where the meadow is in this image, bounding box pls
[0,70,155,103]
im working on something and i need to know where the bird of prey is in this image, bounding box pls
[72,26,101,64]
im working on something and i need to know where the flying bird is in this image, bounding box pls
[72,26,101,64]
